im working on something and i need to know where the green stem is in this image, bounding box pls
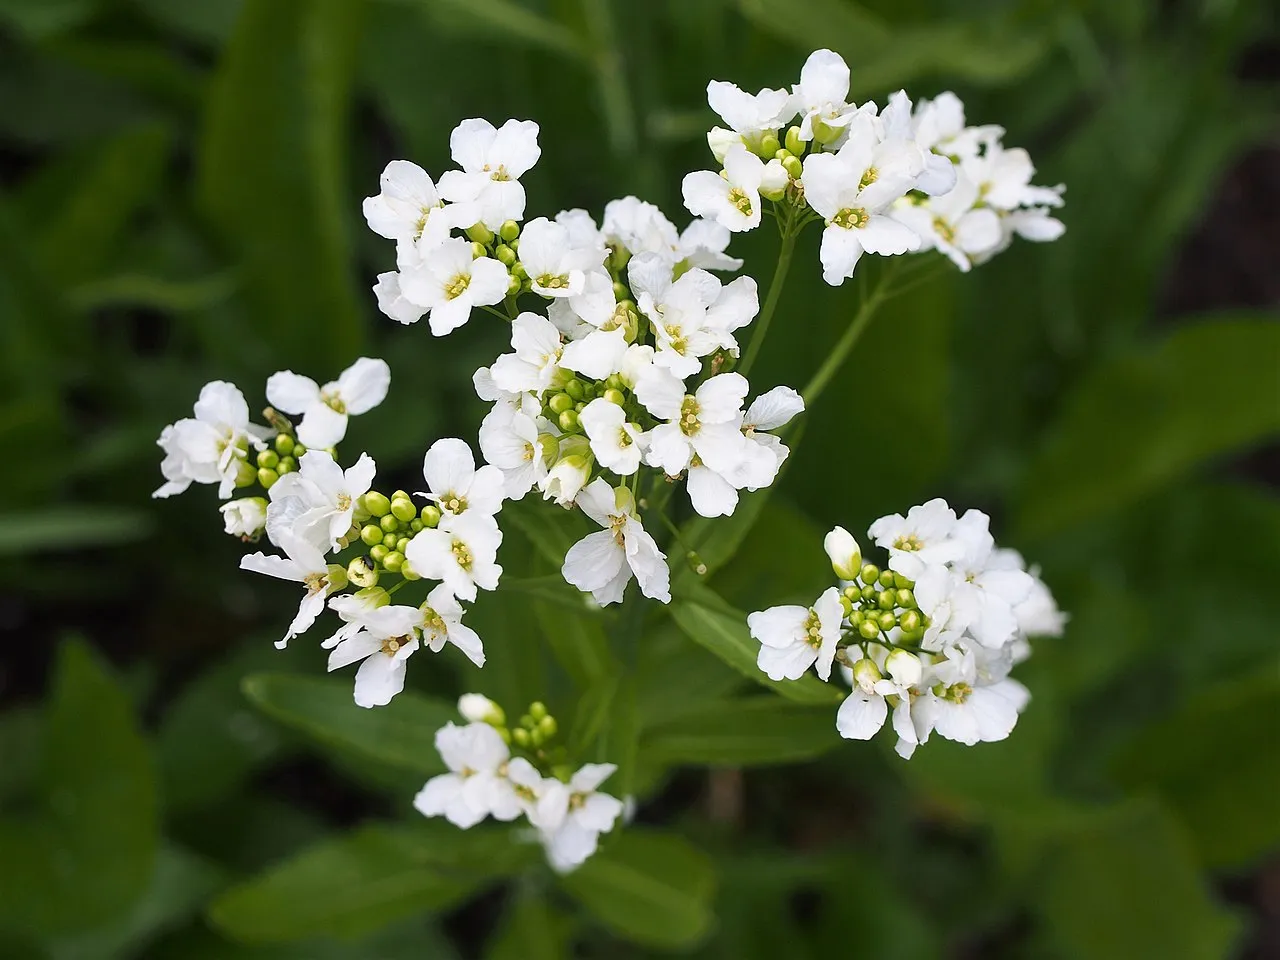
[801,271,892,407]
[739,220,797,377]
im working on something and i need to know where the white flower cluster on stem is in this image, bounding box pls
[749,500,1065,758]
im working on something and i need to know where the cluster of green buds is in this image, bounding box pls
[342,489,441,586]
[252,433,319,491]
[461,695,573,782]
[466,219,525,299]
[823,527,927,667]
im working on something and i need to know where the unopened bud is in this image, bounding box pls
[860,563,880,585]
[858,619,881,640]
[784,125,805,157]
[390,498,417,523]
[896,588,916,609]
[839,594,853,617]
[548,392,575,415]
[824,526,862,580]
[360,524,383,546]
[512,727,531,748]
[877,589,896,610]
[458,693,505,725]
[557,409,580,432]
[401,560,422,581]
[382,531,398,548]
[420,505,441,528]
[348,556,378,587]
[292,443,308,457]
[499,220,520,243]
[603,388,626,406]
[686,551,708,576]
[382,551,404,573]
[470,241,487,259]
[256,449,279,470]
[257,467,279,489]
[538,715,557,739]
[379,514,400,534]
[782,154,804,180]
[274,433,295,456]
[325,563,348,593]
[466,222,494,245]
[852,657,882,690]
[876,610,897,631]
[494,243,516,265]
[898,609,922,634]
[758,132,781,158]
[885,649,923,687]
[369,544,389,564]
[276,456,297,475]
[362,491,391,517]
[760,158,789,200]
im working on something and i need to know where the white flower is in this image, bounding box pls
[322,587,389,650]
[705,80,795,160]
[220,497,268,539]
[867,498,965,580]
[518,216,604,301]
[635,368,752,478]
[823,526,861,580]
[240,530,338,649]
[414,722,524,828]
[490,313,565,394]
[267,450,376,551]
[399,237,509,337]
[372,272,427,325]
[677,218,743,271]
[792,49,861,144]
[912,677,1029,748]
[265,357,391,450]
[404,511,503,602]
[961,142,1062,213]
[562,479,670,605]
[154,381,268,499]
[747,586,843,681]
[987,549,1066,639]
[890,171,1001,272]
[628,256,739,378]
[579,398,645,476]
[457,693,503,724]
[801,130,923,285]
[602,196,680,258]
[878,90,957,197]
[737,385,803,490]
[683,146,785,233]
[437,118,541,229]
[534,763,625,873]
[559,323,631,381]
[326,604,424,708]
[555,208,607,253]
[478,399,551,500]
[362,160,474,262]
[835,650,924,756]
[538,438,593,506]
[420,437,505,523]
[419,583,485,667]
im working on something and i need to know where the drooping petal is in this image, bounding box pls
[265,371,321,415]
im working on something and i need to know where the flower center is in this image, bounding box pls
[336,493,352,512]
[536,273,571,290]
[569,792,587,811]
[832,207,869,230]
[932,217,956,244]
[303,572,328,595]
[443,494,467,514]
[617,428,632,448]
[727,187,753,216]
[445,273,471,300]
[321,388,347,414]
[894,533,924,552]
[679,396,700,436]
[452,539,473,570]
[943,682,972,704]
[859,166,879,190]
[422,608,446,637]
[608,514,627,546]
[522,441,535,462]
[664,324,688,354]
[380,634,411,655]
[482,163,511,182]
[802,610,823,650]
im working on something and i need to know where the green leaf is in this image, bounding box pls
[643,697,838,766]
[0,641,158,936]
[209,823,526,942]
[560,829,715,949]
[242,673,454,775]
[0,507,154,556]
[1018,315,1280,539]
[390,0,589,62]
[502,497,584,569]
[533,598,615,688]
[670,588,842,706]
[1036,799,1241,960]
[0,0,97,40]
[197,0,365,368]
[486,890,576,960]
[1110,663,1280,869]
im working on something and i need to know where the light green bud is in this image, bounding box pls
[499,220,520,243]
[396,536,410,554]
[256,449,279,470]
[379,514,400,534]
[458,694,505,725]
[885,649,923,686]
[369,544,389,563]
[878,569,896,588]
[383,551,404,573]
[420,505,441,528]
[758,132,781,158]
[292,443,308,457]
[347,556,378,588]
[538,715,557,739]
[877,589,896,610]
[391,498,417,523]
[782,154,803,180]
[548,392,575,415]
[557,409,580,432]
[409,519,424,533]
[858,619,881,640]
[360,524,383,546]
[382,531,399,547]
[877,610,897,631]
[466,222,494,245]
[512,727,531,748]
[784,125,805,157]
[840,594,853,618]
[603,388,626,405]
[325,563,348,593]
[609,245,631,273]
[564,378,586,400]
[860,563,880,585]
[861,585,878,602]
[529,701,548,721]
[611,280,629,301]
[893,572,914,590]
[511,261,528,280]
[362,491,391,517]
[506,274,521,297]
[401,561,422,581]
[823,526,862,581]
[843,584,861,602]
[898,609,922,634]
[274,434,295,456]
[896,588,916,609]
[470,240,487,259]
[257,467,279,489]
[494,243,516,265]
[852,657,883,689]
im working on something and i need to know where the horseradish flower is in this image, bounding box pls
[579,398,645,475]
[220,497,268,539]
[478,399,552,500]
[682,147,786,233]
[602,196,680,259]
[414,722,524,828]
[534,763,625,873]
[562,480,670,605]
[457,693,504,724]
[705,80,795,160]
[154,381,268,499]
[491,313,565,394]
[418,583,485,667]
[322,587,389,650]
[420,437,505,523]
[801,130,923,284]
[737,385,803,488]
[404,511,503,602]
[823,526,861,580]
[372,272,427,325]
[748,586,844,681]
[891,171,1001,272]
[399,238,509,337]
[325,603,424,708]
[835,650,923,751]
[911,675,1029,748]
[363,160,474,261]
[267,450,376,550]
[792,49,861,144]
[518,217,600,299]
[266,357,391,450]
[240,530,343,649]
[877,90,957,197]
[867,498,965,580]
[538,437,593,506]
[628,256,735,378]
[437,118,541,229]
[636,368,752,477]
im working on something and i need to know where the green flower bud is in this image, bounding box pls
[840,594,853,617]
[538,715,557,739]
[511,261,528,280]
[824,527,862,581]
[360,524,383,546]
[782,154,803,180]
[861,585,878,602]
[409,519,424,533]
[257,467,279,489]
[506,274,521,297]
[401,561,422,581]
[858,618,882,640]
[877,610,897,631]
[564,379,586,400]
[362,491,391,517]
[274,434,295,456]
[499,220,520,243]
[466,222,494,245]
[529,701,548,721]
[774,148,791,161]
[784,126,805,156]
[860,563,880,585]
[498,727,512,744]
[326,563,349,593]
[852,657,882,689]
[380,514,400,534]
[893,572,914,590]
[235,458,258,487]
[878,569,896,588]
[608,245,632,273]
[558,409,580,432]
[495,243,517,266]
[391,498,417,523]
[393,537,409,554]
[256,449,279,470]
[420,505,441,528]
[548,392,575,415]
[843,584,861,602]
[850,608,865,627]
[383,551,404,573]
[383,532,399,547]
[292,443,308,458]
[603,388,626,405]
[896,588,916,609]
[758,132,781,158]
[369,544,389,564]
[611,281,629,301]
[347,556,378,588]
[470,240,487,259]
[512,727,531,748]
[898,609,922,634]
[877,589,896,610]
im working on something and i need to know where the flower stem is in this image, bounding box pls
[738,216,798,377]
[801,271,892,407]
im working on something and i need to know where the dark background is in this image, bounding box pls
[1,0,1278,957]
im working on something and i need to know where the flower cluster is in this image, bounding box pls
[154,358,507,708]
[363,126,805,607]
[416,695,625,872]
[682,49,1064,282]
[749,500,1064,758]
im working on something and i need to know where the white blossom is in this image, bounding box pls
[240,530,338,649]
[890,171,1001,272]
[404,511,503,602]
[267,450,376,551]
[737,385,803,489]
[519,216,605,302]
[362,160,475,263]
[867,498,965,580]
[420,437,505,523]
[823,525,861,580]
[413,722,524,828]
[399,238,509,337]
[705,80,795,160]
[534,763,625,873]
[326,604,424,708]
[792,49,863,144]
[266,357,391,450]
[478,398,551,500]
[154,381,269,499]
[437,118,541,229]
[748,587,844,681]
[372,271,427,325]
[682,146,785,233]
[457,693,503,724]
[220,497,268,539]
[561,479,670,605]
[419,582,485,667]
[636,368,753,478]
[579,398,645,476]
[490,313,565,394]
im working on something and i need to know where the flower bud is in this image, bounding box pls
[529,701,548,721]
[608,245,631,273]
[256,449,279,470]
[611,280,629,301]
[355,585,390,608]
[369,544,389,564]
[548,392,575,415]
[512,727,531,748]
[782,154,804,180]
[256,467,279,490]
[784,125,805,157]
[823,526,862,580]
[538,715,557,739]
[898,609,922,634]
[758,132,781,159]
[602,388,626,406]
[466,222,494,245]
[506,274,522,297]
[400,560,422,581]
[564,378,586,401]
[860,563,880,585]
[420,505,441,528]
[759,158,789,200]
[885,649,923,687]
[276,456,297,475]
[383,551,404,573]
[325,563,348,593]
[396,536,411,554]
[379,514,400,534]
[274,433,295,456]
[235,458,258,487]
[382,531,399,547]
[557,409,580,433]
[458,693,505,725]
[220,497,268,538]
[839,594,853,617]
[876,610,897,631]
[494,243,516,266]
[390,498,417,523]
[877,589,896,610]
[292,443,308,457]
[858,619,881,640]
[470,240,487,259]
[878,569,896,588]
[499,220,520,243]
[893,571,914,590]
[360,524,383,546]
[409,519,424,533]
[896,588,916,609]
[851,657,882,692]
[861,585,878,602]
[362,491,391,517]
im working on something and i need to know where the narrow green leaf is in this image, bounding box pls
[643,698,837,766]
[533,598,615,688]
[197,0,365,367]
[242,673,454,775]
[670,589,842,705]
[0,507,153,556]
[560,830,715,949]
[1018,315,1280,539]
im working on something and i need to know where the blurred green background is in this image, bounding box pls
[2,0,1279,957]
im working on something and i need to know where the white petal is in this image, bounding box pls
[836,691,888,740]
[295,403,348,449]
[336,358,391,415]
[265,371,320,415]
